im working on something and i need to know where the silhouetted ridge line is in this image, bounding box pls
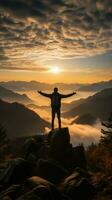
[0,99,49,138]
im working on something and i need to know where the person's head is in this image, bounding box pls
[54,87,58,93]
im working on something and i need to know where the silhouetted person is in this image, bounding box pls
[38,88,76,130]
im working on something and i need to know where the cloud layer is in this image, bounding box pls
[29,104,101,147]
[0,0,112,71]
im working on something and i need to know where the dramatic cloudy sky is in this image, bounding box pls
[0,0,112,83]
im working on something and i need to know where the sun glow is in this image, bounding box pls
[50,66,61,74]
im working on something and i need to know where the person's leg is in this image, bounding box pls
[52,108,55,130]
[57,108,61,129]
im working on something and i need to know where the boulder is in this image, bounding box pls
[35,159,69,184]
[49,127,70,145]
[49,128,87,171]
[0,184,22,200]
[0,158,32,186]
[49,128,74,169]
[23,138,38,159]
[1,197,12,200]
[17,176,70,200]
[23,136,50,161]
[73,145,87,169]
[60,172,95,200]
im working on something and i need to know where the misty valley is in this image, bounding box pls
[0,80,112,146]
[0,1,112,199]
[0,81,112,200]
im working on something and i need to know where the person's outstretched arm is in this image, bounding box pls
[38,91,51,98]
[61,92,76,98]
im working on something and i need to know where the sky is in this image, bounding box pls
[0,0,112,83]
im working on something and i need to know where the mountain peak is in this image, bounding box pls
[0,99,49,138]
[0,85,33,104]
[63,87,112,122]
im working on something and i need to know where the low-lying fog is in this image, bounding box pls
[18,90,101,147]
[18,90,96,105]
[27,105,102,147]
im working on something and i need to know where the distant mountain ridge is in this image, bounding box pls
[71,113,97,125]
[62,98,86,112]
[0,80,112,92]
[78,80,112,91]
[0,80,87,91]
[63,88,112,122]
[0,85,33,104]
[0,99,49,138]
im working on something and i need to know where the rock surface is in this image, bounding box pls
[0,127,100,200]
[49,127,87,171]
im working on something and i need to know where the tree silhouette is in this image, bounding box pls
[0,124,8,161]
[100,112,112,152]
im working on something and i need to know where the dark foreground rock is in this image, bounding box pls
[49,127,87,171]
[23,135,50,161]
[0,176,70,200]
[60,172,95,200]
[0,127,97,200]
[35,159,69,184]
[18,176,70,200]
[0,158,32,186]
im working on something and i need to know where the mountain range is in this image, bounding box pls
[71,113,97,125]
[0,85,33,104]
[27,98,86,114]
[0,81,83,92]
[0,99,49,138]
[78,80,112,91]
[0,80,112,92]
[63,88,112,123]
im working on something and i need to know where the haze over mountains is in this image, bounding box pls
[0,79,112,92]
[0,81,84,92]
[0,99,49,138]
[63,88,112,124]
[27,87,112,127]
[71,113,98,126]
[78,80,112,91]
[0,86,33,104]
[0,80,112,136]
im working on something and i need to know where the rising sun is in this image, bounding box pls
[51,66,61,74]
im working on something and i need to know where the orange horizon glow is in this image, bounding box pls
[0,69,112,84]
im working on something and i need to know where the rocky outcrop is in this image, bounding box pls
[0,127,95,200]
[17,176,69,200]
[60,172,95,200]
[0,158,32,186]
[36,159,69,184]
[49,127,87,171]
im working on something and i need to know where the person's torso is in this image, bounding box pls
[51,92,61,107]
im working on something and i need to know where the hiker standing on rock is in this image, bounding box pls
[38,87,76,130]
